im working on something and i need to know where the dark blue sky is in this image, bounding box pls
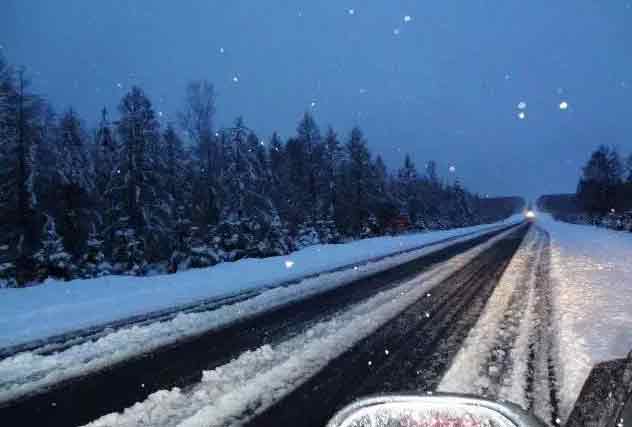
[2,1,631,199]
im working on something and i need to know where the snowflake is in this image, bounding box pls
[393,28,401,36]
[559,101,569,110]
[116,82,123,89]
[284,260,294,269]
[404,15,412,22]
[348,8,355,15]
[449,165,456,173]
[518,111,526,120]
[517,101,527,110]
[310,101,317,108]
[219,47,225,54]
[232,76,239,83]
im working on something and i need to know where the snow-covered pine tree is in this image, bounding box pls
[80,225,109,278]
[369,155,398,235]
[107,86,164,274]
[53,109,95,258]
[0,63,44,286]
[397,154,423,226]
[213,119,281,260]
[34,215,72,280]
[163,124,194,272]
[296,112,322,229]
[341,126,373,236]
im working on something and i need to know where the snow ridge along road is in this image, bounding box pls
[0,222,523,427]
[439,226,560,425]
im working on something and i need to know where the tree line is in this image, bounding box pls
[576,145,632,216]
[539,145,632,230]
[0,55,505,287]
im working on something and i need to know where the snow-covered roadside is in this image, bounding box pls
[0,220,521,404]
[83,227,520,427]
[537,214,632,422]
[438,227,554,422]
[0,216,521,350]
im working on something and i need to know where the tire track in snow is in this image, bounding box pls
[482,232,543,398]
[439,226,560,425]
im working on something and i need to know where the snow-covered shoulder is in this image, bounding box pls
[0,216,521,349]
[538,214,632,420]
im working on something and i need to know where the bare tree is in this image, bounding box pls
[179,80,219,228]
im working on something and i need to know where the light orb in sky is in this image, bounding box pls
[517,101,527,110]
[559,101,569,110]
[449,165,456,173]
[518,111,526,120]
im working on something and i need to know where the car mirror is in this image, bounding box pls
[326,394,547,427]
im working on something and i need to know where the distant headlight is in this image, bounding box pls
[525,210,536,219]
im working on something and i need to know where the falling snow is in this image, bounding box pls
[517,101,527,110]
[559,101,569,110]
[518,111,526,120]
[404,15,412,23]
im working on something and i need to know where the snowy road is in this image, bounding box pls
[0,223,526,426]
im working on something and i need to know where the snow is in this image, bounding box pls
[537,214,632,420]
[0,218,522,404]
[83,227,518,427]
[441,215,632,423]
[0,217,521,350]
[439,227,549,419]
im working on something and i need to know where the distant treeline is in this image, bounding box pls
[0,54,520,287]
[538,145,632,231]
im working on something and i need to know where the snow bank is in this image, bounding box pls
[0,217,521,350]
[538,214,632,421]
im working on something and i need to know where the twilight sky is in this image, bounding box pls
[2,0,631,200]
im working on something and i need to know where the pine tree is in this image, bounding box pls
[80,225,108,278]
[397,154,422,225]
[577,145,623,215]
[54,109,95,258]
[296,112,322,225]
[0,64,44,285]
[342,127,373,236]
[34,215,72,280]
[162,125,194,271]
[107,86,164,274]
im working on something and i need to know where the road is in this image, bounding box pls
[1,222,551,427]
